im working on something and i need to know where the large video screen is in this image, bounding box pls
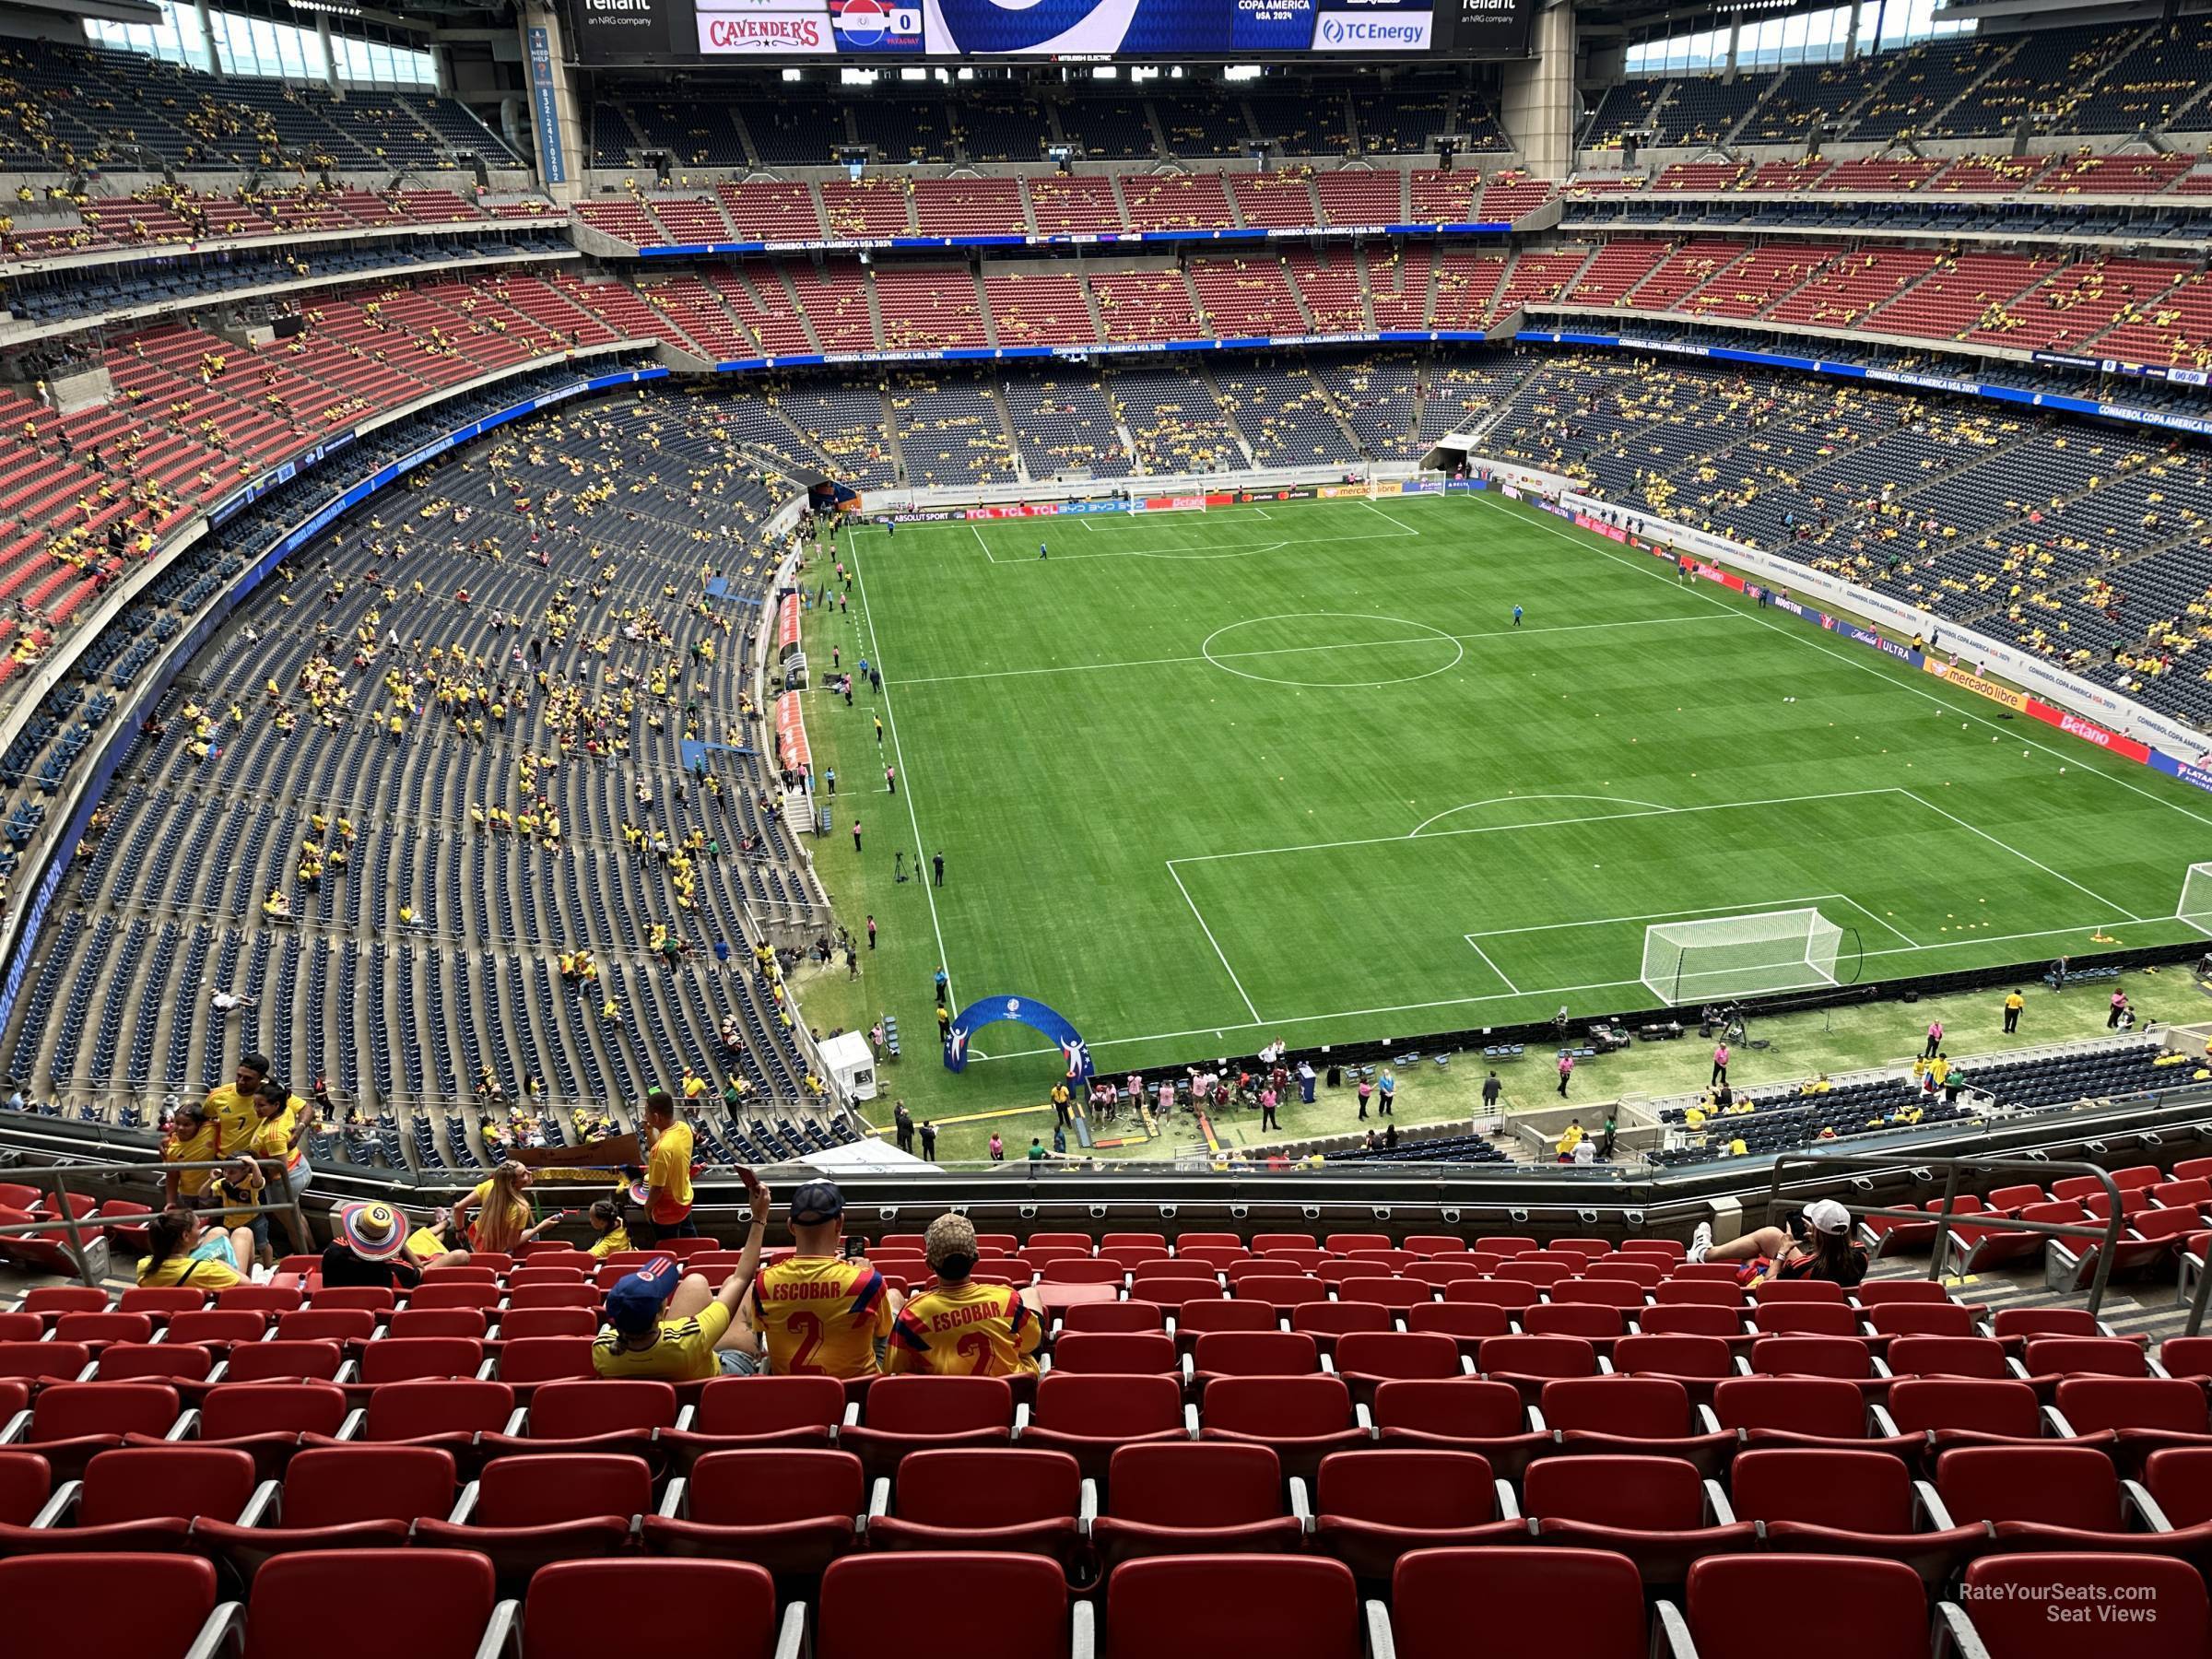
[568,0,1530,63]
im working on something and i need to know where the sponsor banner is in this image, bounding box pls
[1056,498,1133,515]
[963,501,1067,520]
[886,509,953,524]
[1500,483,1521,500]
[2026,700,2153,764]
[774,692,811,773]
[2150,751,2212,796]
[525,27,567,186]
[1141,493,1207,512]
[1924,659,2029,714]
[1312,10,1432,47]
[697,5,832,50]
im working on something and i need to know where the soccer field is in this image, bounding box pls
[814,489,2212,1079]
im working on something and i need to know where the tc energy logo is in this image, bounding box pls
[1314,7,1430,45]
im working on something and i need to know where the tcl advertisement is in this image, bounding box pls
[565,0,1527,60]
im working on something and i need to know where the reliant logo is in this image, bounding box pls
[2059,713,2115,748]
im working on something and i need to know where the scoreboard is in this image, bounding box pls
[568,0,1530,63]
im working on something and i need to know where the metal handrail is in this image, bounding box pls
[0,1157,312,1288]
[1766,1151,2128,1314]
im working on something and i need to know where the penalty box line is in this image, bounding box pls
[1465,891,1922,954]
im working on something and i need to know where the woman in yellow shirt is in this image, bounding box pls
[136,1205,253,1290]
[452,1161,561,1254]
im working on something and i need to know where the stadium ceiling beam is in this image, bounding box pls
[0,0,163,26]
[1576,0,1852,36]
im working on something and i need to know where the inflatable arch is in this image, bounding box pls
[943,994,1093,1080]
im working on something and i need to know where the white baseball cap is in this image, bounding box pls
[1802,1199,1853,1236]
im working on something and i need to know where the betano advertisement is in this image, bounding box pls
[566,0,1527,61]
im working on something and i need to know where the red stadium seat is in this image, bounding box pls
[1390,1546,1645,1659]
[1731,1446,1983,1584]
[1683,1554,1927,1659]
[2,1552,230,1659]
[1935,1442,2198,1554]
[1088,1442,1305,1568]
[1048,1332,1181,1377]
[658,1374,845,1470]
[1711,1376,1909,1456]
[1444,1278,1544,1315]
[1198,1374,1367,1482]
[644,1447,864,1577]
[412,1452,650,1594]
[1371,1378,1547,1478]
[1609,1335,1740,1404]
[1333,1331,1466,1407]
[1171,1298,1276,1357]
[6,1381,179,1483]
[838,1375,1013,1482]
[1311,1450,1523,1578]
[496,1308,598,1340]
[491,1336,600,1387]
[1405,1301,1512,1357]
[1883,1378,2074,1462]
[479,1377,678,1465]
[1190,1330,1320,1391]
[1524,1453,1755,1585]
[817,1552,1072,1659]
[353,1336,485,1386]
[0,1444,254,1555]
[224,1339,346,1384]
[1947,1553,2206,1659]
[2051,1377,2212,1472]
[1884,1335,2012,1381]
[261,1315,355,1359]
[0,1448,50,1524]
[1479,1334,1600,1403]
[196,1443,456,1580]
[1540,1377,1735,1476]
[1060,1300,1165,1335]
[243,1547,505,1659]
[524,1559,782,1659]
[1018,1371,1187,1484]
[865,1447,1083,1565]
[321,1378,513,1470]
[387,1308,489,1342]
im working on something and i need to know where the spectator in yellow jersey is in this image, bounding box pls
[162,1098,228,1206]
[744,1179,900,1378]
[584,1196,632,1258]
[136,1204,253,1291]
[204,1051,299,1147]
[594,1171,770,1382]
[888,1214,1041,1377]
[640,1088,695,1241]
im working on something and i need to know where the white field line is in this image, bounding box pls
[1166,861,1262,1025]
[846,529,957,1008]
[893,612,1735,688]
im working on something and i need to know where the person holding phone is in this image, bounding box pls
[1688,1199,1866,1288]
[594,1169,771,1381]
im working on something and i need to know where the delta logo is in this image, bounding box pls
[832,0,922,47]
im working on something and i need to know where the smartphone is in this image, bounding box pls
[842,1236,864,1260]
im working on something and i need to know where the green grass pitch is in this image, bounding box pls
[804,488,2212,1092]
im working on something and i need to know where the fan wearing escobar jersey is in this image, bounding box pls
[888,1280,1041,1376]
[749,1253,895,1377]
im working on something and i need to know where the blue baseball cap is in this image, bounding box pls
[605,1254,681,1335]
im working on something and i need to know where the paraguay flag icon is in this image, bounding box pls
[834,0,924,47]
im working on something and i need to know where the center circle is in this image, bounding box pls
[1199,612,1465,688]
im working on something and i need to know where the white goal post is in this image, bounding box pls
[2180,863,2212,936]
[1641,908,1847,1006]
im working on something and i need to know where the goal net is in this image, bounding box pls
[1641,908,1846,1006]
[2180,863,2212,936]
